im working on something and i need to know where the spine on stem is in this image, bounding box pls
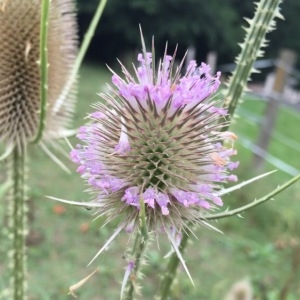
[123,230,152,300]
[8,146,27,300]
[158,1,284,298]
[222,0,283,129]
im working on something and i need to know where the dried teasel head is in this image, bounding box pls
[0,0,78,150]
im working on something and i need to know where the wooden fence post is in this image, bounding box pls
[253,49,297,170]
[206,51,217,75]
[185,46,196,71]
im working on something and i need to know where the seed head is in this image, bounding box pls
[0,0,78,149]
[71,42,239,236]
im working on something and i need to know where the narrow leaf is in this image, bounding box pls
[203,174,300,220]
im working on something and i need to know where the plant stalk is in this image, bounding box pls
[8,146,27,300]
[50,0,108,117]
[32,0,50,144]
[158,1,285,299]
[124,231,148,300]
[221,0,283,131]
[202,173,300,221]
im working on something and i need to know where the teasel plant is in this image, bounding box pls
[37,0,300,300]
[0,0,108,298]
[48,0,300,299]
[159,0,300,299]
[0,0,78,298]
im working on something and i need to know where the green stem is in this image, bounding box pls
[32,0,108,144]
[157,173,300,299]
[50,0,108,117]
[158,1,284,298]
[125,232,148,300]
[202,173,300,221]
[9,146,27,300]
[221,0,283,131]
[72,0,108,79]
[159,232,189,300]
[32,0,50,144]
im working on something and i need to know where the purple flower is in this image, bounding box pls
[71,42,238,238]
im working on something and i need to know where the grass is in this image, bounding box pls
[1,63,300,299]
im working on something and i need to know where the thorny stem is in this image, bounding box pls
[159,173,300,299]
[221,0,283,131]
[124,197,149,300]
[8,146,27,300]
[124,232,148,300]
[159,231,189,300]
[32,0,50,144]
[159,1,285,298]
[202,174,300,220]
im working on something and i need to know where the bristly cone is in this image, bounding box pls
[71,41,239,240]
[0,0,78,150]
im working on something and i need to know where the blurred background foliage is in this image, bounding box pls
[76,0,300,66]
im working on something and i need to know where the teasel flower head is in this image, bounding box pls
[0,0,78,150]
[71,39,239,252]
